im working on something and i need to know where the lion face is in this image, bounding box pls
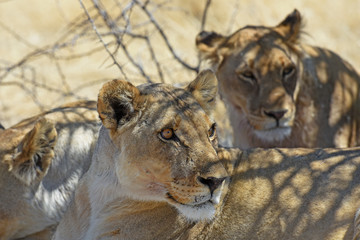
[97,70,228,221]
[217,29,300,142]
[196,10,303,144]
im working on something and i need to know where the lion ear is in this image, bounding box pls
[196,31,225,54]
[196,31,226,70]
[7,118,57,185]
[186,69,218,116]
[97,79,145,133]
[274,9,302,43]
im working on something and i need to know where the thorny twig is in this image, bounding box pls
[134,0,199,72]
[92,0,154,82]
[197,0,212,68]
[226,0,240,34]
[0,0,215,123]
[79,0,129,81]
[200,0,212,32]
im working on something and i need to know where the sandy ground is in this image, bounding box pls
[1,0,359,145]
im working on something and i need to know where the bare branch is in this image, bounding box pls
[200,0,212,32]
[134,0,198,72]
[0,81,46,111]
[0,21,39,49]
[226,0,240,34]
[91,0,152,82]
[0,49,45,81]
[197,0,212,68]
[1,0,220,124]
[145,36,164,82]
[79,0,129,81]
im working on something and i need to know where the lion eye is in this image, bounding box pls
[242,71,255,79]
[208,123,216,140]
[160,128,174,140]
[283,66,295,78]
[239,70,256,84]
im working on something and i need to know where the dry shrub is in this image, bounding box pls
[0,0,359,145]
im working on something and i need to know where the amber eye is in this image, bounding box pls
[239,70,256,84]
[160,128,174,140]
[283,66,295,78]
[208,123,216,139]
[242,71,255,79]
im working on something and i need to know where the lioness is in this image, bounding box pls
[196,9,360,148]
[53,70,229,239]
[53,72,360,240]
[0,101,100,240]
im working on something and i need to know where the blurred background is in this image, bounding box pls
[1,0,360,143]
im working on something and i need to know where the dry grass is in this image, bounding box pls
[0,0,359,144]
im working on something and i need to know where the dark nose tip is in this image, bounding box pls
[198,176,226,194]
[264,110,287,121]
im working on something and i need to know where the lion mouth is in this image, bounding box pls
[166,192,214,206]
[254,126,292,142]
[166,192,218,221]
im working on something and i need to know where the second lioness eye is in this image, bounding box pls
[208,123,216,139]
[160,128,174,140]
[283,66,295,78]
[242,71,255,79]
[237,69,257,84]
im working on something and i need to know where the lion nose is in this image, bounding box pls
[264,110,287,121]
[197,176,226,194]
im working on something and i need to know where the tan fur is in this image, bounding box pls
[53,70,229,239]
[354,208,360,240]
[196,9,360,148]
[59,146,360,239]
[0,100,100,240]
[2,118,57,184]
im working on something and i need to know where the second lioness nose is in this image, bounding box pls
[264,110,287,120]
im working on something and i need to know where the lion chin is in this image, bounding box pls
[168,186,223,222]
[172,201,216,222]
[254,127,292,142]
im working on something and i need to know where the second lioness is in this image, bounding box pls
[0,101,100,239]
[197,9,360,148]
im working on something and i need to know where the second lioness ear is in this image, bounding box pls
[97,80,145,134]
[196,31,226,70]
[6,118,57,185]
[186,69,218,116]
[196,31,225,54]
[274,9,302,43]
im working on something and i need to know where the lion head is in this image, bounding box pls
[53,70,230,239]
[0,118,57,239]
[95,69,228,222]
[196,9,360,148]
